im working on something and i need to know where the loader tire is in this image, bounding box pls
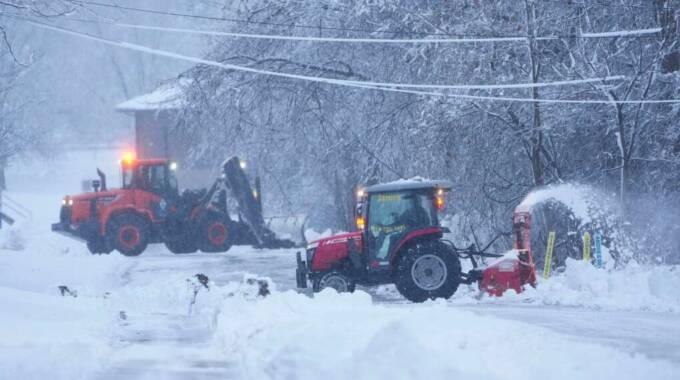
[198,214,233,253]
[394,241,461,303]
[164,238,197,254]
[87,238,112,255]
[312,271,356,293]
[107,214,149,257]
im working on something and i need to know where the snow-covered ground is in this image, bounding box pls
[1,154,679,379]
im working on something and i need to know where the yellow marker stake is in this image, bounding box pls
[583,232,592,263]
[543,231,556,279]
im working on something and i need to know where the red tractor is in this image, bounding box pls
[296,179,536,302]
[53,154,292,256]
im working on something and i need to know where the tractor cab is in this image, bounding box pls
[119,154,179,199]
[357,180,451,266]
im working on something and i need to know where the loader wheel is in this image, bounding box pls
[394,241,461,303]
[312,271,356,293]
[199,214,233,253]
[107,214,149,257]
[164,238,197,254]
[86,238,112,255]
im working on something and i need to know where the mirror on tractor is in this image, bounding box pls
[92,179,101,192]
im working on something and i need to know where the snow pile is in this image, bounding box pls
[447,258,680,313]
[530,259,680,312]
[105,272,273,316]
[211,289,678,380]
[0,223,26,251]
[0,286,113,379]
[0,193,129,379]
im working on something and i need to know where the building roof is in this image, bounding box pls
[116,79,188,113]
[364,177,453,193]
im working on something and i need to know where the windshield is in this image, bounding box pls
[121,163,176,194]
[122,166,134,189]
[367,190,438,260]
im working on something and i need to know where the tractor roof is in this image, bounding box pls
[364,178,453,193]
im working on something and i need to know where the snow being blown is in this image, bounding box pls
[515,182,607,223]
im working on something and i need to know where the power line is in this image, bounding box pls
[357,84,680,105]
[16,17,623,91]
[542,0,677,11]
[76,0,446,36]
[75,0,667,40]
[114,22,662,44]
[22,19,680,105]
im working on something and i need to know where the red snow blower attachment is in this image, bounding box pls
[478,211,537,296]
[295,179,537,302]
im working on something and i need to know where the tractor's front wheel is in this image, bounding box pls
[107,214,150,257]
[312,271,356,293]
[394,241,461,303]
[198,214,233,253]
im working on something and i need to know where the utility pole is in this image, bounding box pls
[525,0,544,187]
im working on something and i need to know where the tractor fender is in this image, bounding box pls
[388,227,444,264]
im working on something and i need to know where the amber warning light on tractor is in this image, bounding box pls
[435,188,445,210]
[356,216,366,230]
[121,151,136,165]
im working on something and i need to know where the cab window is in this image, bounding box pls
[367,190,438,260]
[147,165,167,191]
[122,166,134,189]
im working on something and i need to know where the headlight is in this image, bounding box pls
[62,197,73,206]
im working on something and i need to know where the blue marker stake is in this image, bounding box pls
[594,233,603,268]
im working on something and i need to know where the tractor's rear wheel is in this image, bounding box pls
[107,214,150,257]
[198,214,233,253]
[394,241,461,303]
[312,271,356,293]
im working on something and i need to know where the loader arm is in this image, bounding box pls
[221,156,294,249]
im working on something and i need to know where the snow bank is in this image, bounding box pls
[529,259,680,312]
[446,258,680,313]
[0,191,128,379]
[0,286,113,379]
[211,289,677,380]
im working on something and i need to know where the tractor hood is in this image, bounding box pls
[307,231,364,272]
[69,190,121,202]
[307,231,363,250]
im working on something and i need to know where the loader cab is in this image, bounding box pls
[358,180,452,264]
[121,155,179,199]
